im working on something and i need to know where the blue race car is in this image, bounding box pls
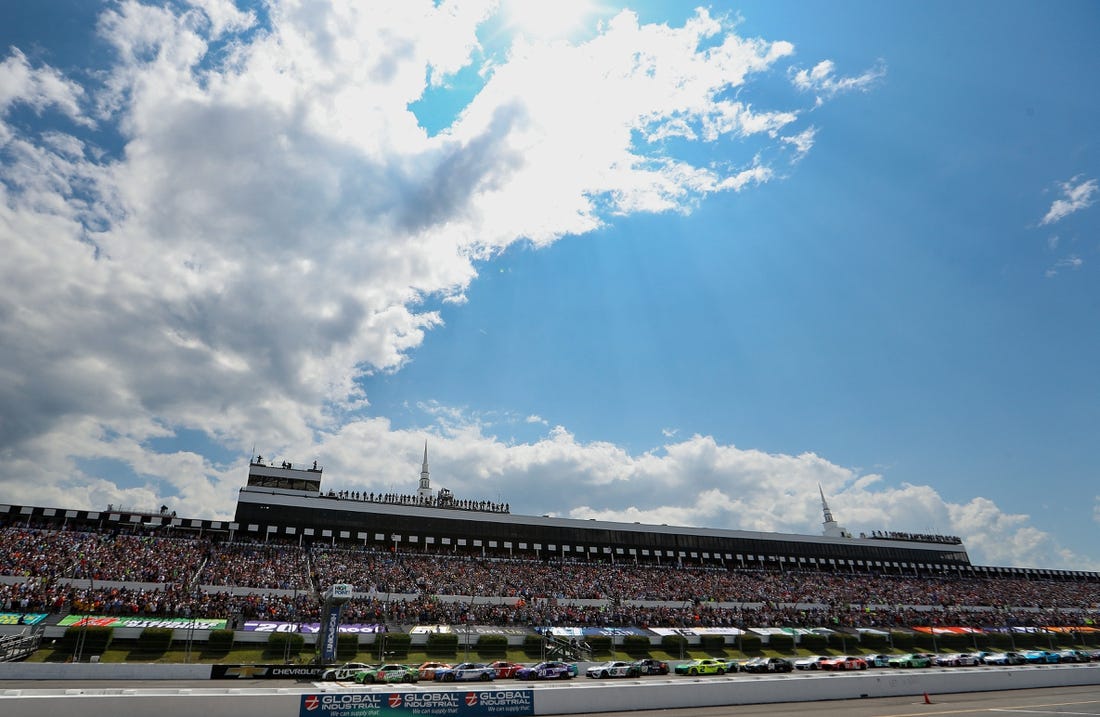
[515,661,575,680]
[433,662,496,682]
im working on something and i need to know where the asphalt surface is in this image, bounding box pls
[1,679,1099,717]
[550,686,1100,717]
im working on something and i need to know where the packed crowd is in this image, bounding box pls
[324,490,509,514]
[866,530,964,545]
[2,524,1099,630]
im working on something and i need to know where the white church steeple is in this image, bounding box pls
[417,441,432,499]
[819,484,851,538]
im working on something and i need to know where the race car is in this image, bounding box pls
[515,661,575,680]
[674,658,728,676]
[321,662,373,681]
[1024,650,1061,664]
[487,660,525,678]
[820,656,867,671]
[983,651,1026,665]
[1056,650,1091,663]
[741,657,793,674]
[887,653,931,668]
[933,653,979,667]
[586,660,641,679]
[416,661,453,680]
[793,655,830,670]
[433,662,496,682]
[864,654,892,668]
[353,663,419,684]
[631,658,670,675]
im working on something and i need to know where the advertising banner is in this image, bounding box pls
[411,625,530,637]
[538,626,652,638]
[299,689,534,717]
[465,626,530,637]
[648,627,744,637]
[320,603,343,662]
[211,664,326,680]
[912,626,983,635]
[243,621,385,633]
[0,613,47,626]
[58,614,227,629]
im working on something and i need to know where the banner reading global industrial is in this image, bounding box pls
[299,689,534,717]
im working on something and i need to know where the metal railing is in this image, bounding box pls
[0,627,43,662]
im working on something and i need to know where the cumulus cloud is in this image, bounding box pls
[0,49,90,125]
[1040,176,1098,226]
[0,1,813,483]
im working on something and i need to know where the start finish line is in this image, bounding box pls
[300,690,534,717]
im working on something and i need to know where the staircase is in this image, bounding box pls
[0,628,44,662]
[542,633,591,661]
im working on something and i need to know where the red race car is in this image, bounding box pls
[487,660,525,679]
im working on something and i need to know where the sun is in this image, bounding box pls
[501,0,598,41]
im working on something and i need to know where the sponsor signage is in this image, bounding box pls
[0,613,47,626]
[321,604,343,662]
[299,689,534,717]
[58,615,227,630]
[327,583,354,600]
[465,626,529,637]
[211,664,326,680]
[912,626,984,635]
[649,627,744,637]
[410,625,529,637]
[537,626,652,638]
[242,621,385,633]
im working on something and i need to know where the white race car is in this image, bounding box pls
[586,661,640,679]
[793,655,830,670]
[321,662,373,681]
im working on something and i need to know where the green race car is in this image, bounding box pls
[673,658,728,676]
[887,653,932,668]
[354,663,420,684]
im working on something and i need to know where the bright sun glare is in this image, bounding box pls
[501,0,597,40]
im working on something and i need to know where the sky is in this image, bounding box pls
[1,0,1098,570]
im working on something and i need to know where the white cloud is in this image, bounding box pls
[0,2,816,474]
[790,59,886,105]
[1040,176,1098,226]
[1044,255,1083,278]
[0,49,90,125]
[781,126,816,161]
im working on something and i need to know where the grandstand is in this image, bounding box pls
[2,452,1099,648]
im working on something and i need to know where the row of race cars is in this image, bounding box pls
[323,648,1100,684]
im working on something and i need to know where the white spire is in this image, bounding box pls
[819,484,834,524]
[819,484,850,538]
[417,441,432,499]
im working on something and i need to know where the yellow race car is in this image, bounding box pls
[673,658,728,676]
